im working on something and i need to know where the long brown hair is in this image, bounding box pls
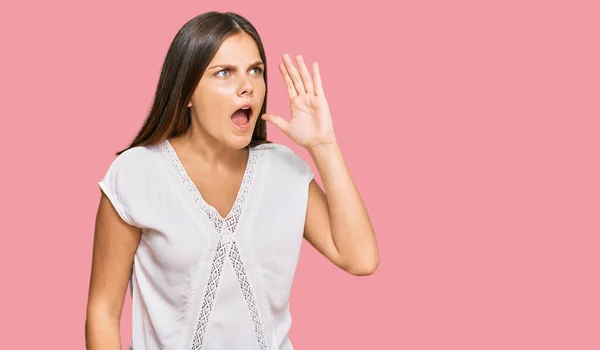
[117,11,271,155]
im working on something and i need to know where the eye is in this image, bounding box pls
[250,67,263,75]
[216,69,230,77]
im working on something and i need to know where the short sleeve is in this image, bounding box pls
[296,149,314,184]
[98,152,137,226]
[307,161,315,183]
[269,143,314,185]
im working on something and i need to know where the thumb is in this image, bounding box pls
[261,113,290,134]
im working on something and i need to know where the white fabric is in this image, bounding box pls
[98,139,314,350]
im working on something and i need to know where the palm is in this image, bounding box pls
[262,54,336,149]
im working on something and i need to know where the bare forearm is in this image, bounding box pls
[308,142,379,273]
[85,311,121,350]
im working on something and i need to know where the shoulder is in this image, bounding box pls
[104,143,163,176]
[98,143,162,226]
[252,142,314,182]
[99,143,164,197]
[253,142,304,166]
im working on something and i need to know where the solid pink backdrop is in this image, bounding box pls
[1,0,599,349]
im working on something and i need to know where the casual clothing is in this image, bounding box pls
[99,139,313,350]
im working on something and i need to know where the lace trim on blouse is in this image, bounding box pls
[159,140,268,350]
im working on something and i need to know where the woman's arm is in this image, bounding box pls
[261,54,379,276]
[303,143,379,276]
[85,192,141,349]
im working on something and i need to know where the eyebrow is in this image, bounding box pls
[207,60,264,71]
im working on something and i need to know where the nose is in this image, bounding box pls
[238,75,253,96]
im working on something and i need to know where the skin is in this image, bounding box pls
[85,31,379,350]
[263,53,379,276]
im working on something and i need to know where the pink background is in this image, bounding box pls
[1,0,599,349]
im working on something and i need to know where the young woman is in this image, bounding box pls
[85,11,379,350]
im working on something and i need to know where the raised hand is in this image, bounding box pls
[261,54,337,150]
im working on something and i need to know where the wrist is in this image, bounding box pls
[306,140,341,159]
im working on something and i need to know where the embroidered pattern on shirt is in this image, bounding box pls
[160,140,267,350]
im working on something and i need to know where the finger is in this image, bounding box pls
[283,53,306,95]
[296,55,314,95]
[279,62,297,98]
[313,62,325,97]
[261,113,290,134]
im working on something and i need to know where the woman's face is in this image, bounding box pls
[188,31,266,149]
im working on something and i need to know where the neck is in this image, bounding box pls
[170,121,248,170]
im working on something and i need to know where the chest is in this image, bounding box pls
[188,168,245,220]
[135,146,311,276]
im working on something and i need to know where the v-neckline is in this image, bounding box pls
[161,139,258,232]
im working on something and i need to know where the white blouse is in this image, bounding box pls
[98,139,314,350]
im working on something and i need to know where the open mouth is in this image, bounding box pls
[231,106,252,127]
